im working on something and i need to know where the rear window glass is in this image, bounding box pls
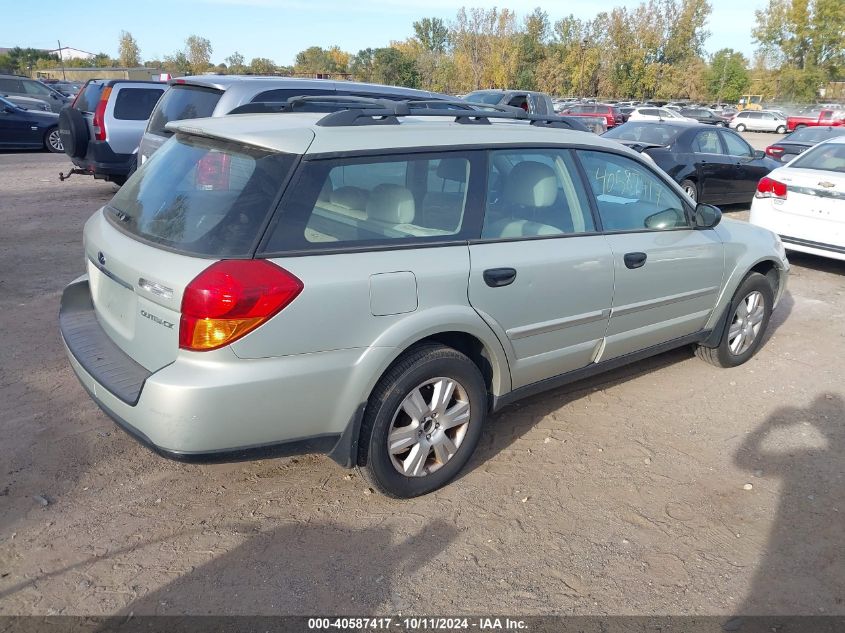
[789,143,845,173]
[251,88,332,103]
[74,82,104,112]
[464,91,504,105]
[106,135,295,257]
[264,153,477,252]
[787,127,845,143]
[147,85,222,136]
[113,88,164,120]
[603,122,683,146]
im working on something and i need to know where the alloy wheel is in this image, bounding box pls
[728,291,765,355]
[387,377,471,477]
[48,129,63,152]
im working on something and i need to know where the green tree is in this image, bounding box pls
[249,57,276,75]
[706,49,750,102]
[294,46,345,75]
[371,47,420,87]
[225,51,246,74]
[0,47,59,75]
[185,35,213,75]
[413,17,449,54]
[118,31,141,67]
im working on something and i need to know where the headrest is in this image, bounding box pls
[494,219,560,238]
[436,159,468,183]
[504,161,558,207]
[318,178,333,202]
[330,186,368,210]
[366,184,416,224]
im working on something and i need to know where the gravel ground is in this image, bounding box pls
[0,141,843,618]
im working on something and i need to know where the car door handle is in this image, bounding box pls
[483,267,517,287]
[623,252,647,269]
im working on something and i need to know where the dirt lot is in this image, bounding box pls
[1,142,843,618]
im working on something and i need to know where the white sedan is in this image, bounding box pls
[627,107,695,122]
[749,136,845,261]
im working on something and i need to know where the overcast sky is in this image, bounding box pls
[2,0,766,65]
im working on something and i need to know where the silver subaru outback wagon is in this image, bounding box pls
[60,102,789,498]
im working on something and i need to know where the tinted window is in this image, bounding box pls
[0,78,23,92]
[23,80,53,97]
[107,135,295,257]
[692,130,723,154]
[147,85,223,137]
[265,153,476,251]
[748,112,763,119]
[73,82,104,112]
[464,91,505,105]
[786,127,845,143]
[578,151,689,232]
[640,109,658,116]
[721,131,753,157]
[604,122,683,146]
[789,143,845,173]
[482,149,594,239]
[113,88,164,120]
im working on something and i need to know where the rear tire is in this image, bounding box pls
[58,107,88,158]
[357,343,487,498]
[775,125,786,134]
[44,127,63,153]
[795,124,806,130]
[735,123,746,132]
[696,272,773,368]
[680,179,698,202]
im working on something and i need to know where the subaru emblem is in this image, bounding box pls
[97,251,106,266]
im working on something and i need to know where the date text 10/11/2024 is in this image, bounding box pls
[307,617,528,631]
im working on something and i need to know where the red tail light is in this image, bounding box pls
[196,153,231,190]
[92,86,112,141]
[765,145,785,158]
[755,177,787,200]
[179,260,303,351]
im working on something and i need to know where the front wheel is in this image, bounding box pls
[44,127,63,153]
[696,272,774,368]
[716,121,726,127]
[680,179,698,202]
[357,344,487,498]
[775,125,786,134]
[735,123,746,132]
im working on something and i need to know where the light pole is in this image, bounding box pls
[578,38,588,98]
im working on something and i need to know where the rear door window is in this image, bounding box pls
[720,131,754,157]
[147,85,223,137]
[0,78,23,92]
[107,134,295,257]
[113,88,165,120]
[263,152,481,252]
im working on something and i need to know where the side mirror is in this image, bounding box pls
[693,203,721,229]
[753,149,765,159]
[2,106,14,114]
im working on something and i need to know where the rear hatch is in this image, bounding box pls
[777,167,845,223]
[84,132,299,372]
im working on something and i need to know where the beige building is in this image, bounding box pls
[34,67,167,81]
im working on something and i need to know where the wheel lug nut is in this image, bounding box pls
[426,434,431,439]
[435,423,440,428]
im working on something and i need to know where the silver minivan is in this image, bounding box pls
[138,75,455,167]
[61,103,789,497]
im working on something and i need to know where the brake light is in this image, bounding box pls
[92,86,112,141]
[196,152,231,190]
[179,260,303,351]
[756,177,787,199]
[766,145,785,158]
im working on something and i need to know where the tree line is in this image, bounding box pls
[2,0,841,103]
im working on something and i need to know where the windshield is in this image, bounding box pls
[107,134,295,257]
[603,122,684,146]
[147,84,223,137]
[463,91,505,105]
[789,142,845,173]
[786,127,845,143]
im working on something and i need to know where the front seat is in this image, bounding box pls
[485,161,562,238]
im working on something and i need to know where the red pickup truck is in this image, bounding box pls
[786,109,845,132]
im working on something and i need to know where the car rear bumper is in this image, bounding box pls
[749,199,845,262]
[72,141,134,177]
[59,277,386,464]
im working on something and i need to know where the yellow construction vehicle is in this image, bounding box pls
[738,94,764,111]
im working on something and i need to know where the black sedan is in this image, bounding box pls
[679,108,730,126]
[764,126,845,163]
[0,96,63,152]
[603,120,779,204]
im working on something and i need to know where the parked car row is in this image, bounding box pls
[0,95,63,152]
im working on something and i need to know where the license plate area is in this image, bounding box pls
[88,260,137,340]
